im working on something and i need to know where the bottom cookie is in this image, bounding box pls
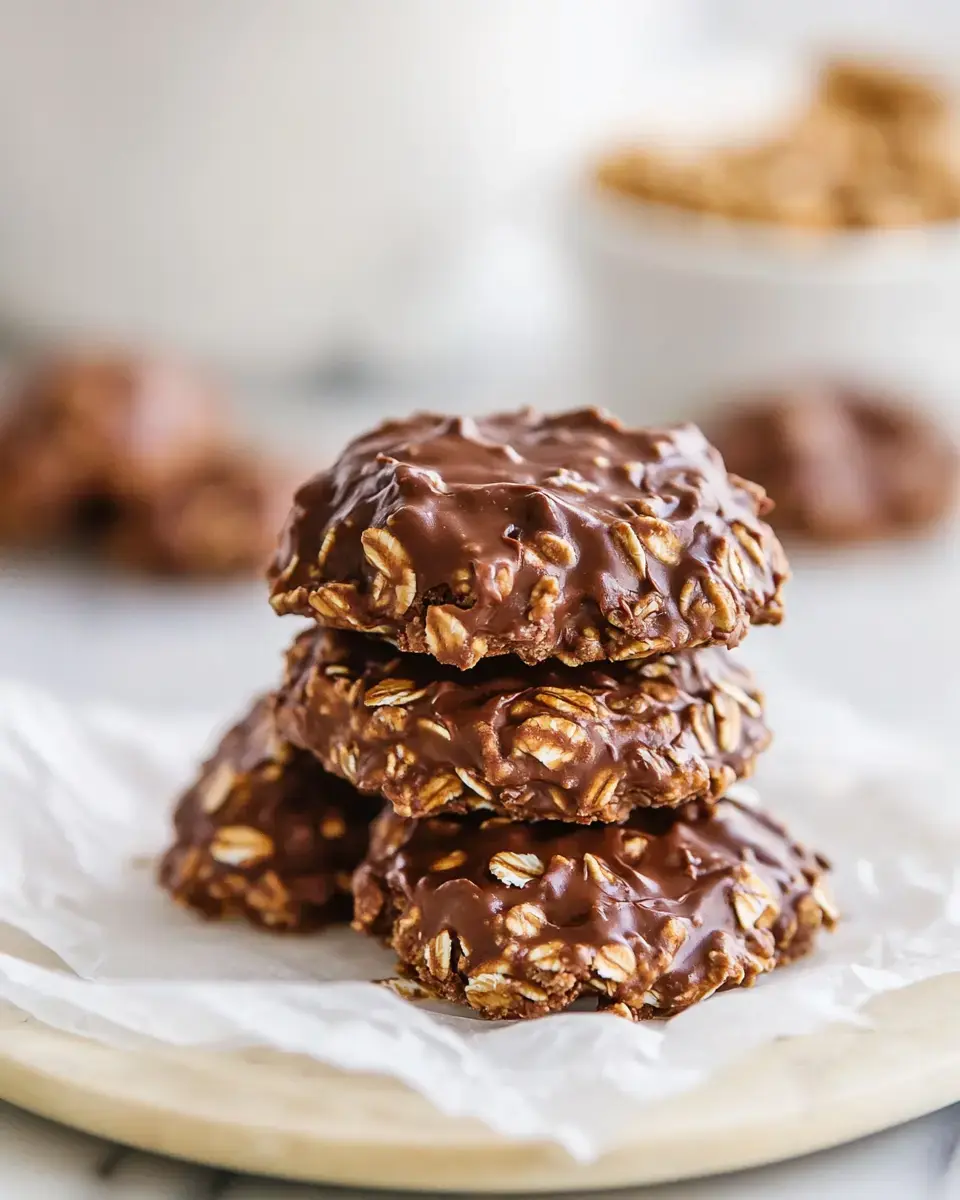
[354,797,836,1020]
[160,695,379,931]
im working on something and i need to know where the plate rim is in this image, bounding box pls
[1,973,959,1192]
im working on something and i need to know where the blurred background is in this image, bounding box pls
[2,0,960,741]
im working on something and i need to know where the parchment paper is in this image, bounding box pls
[0,675,956,1161]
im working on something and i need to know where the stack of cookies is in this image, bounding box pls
[161,408,836,1020]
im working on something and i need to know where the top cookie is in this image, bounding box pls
[269,409,788,669]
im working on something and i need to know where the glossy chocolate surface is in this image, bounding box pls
[269,409,788,667]
[355,796,834,1020]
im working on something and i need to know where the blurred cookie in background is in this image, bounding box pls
[0,352,294,577]
[0,353,224,546]
[103,448,296,579]
[706,383,959,545]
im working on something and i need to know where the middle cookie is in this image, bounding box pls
[277,629,770,824]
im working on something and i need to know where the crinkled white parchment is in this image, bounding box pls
[0,675,957,1161]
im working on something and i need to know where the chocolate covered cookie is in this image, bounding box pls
[354,796,835,1020]
[160,695,378,931]
[269,410,788,668]
[278,628,770,823]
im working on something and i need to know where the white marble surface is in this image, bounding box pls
[1,393,960,1195]
[0,1098,958,1197]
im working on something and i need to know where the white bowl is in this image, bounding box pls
[573,53,960,427]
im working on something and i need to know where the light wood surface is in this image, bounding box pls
[0,975,957,1193]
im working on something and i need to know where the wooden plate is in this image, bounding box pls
[0,975,958,1192]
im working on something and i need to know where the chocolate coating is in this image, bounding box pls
[277,628,770,823]
[354,797,835,1020]
[707,384,959,544]
[269,410,788,668]
[160,695,379,931]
